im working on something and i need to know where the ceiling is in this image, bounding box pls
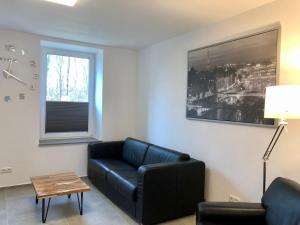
[0,0,275,48]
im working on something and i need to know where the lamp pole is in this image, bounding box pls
[262,119,286,193]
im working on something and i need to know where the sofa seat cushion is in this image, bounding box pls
[89,159,136,182]
[143,145,190,165]
[122,138,149,168]
[93,159,136,173]
[107,170,138,201]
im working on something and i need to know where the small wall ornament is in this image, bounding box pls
[4,96,11,102]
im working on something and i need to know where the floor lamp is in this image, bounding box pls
[263,85,300,193]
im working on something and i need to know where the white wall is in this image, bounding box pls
[137,0,300,202]
[0,29,137,187]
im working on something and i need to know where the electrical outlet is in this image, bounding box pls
[1,167,12,174]
[229,194,241,202]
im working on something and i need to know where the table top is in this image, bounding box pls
[31,172,90,199]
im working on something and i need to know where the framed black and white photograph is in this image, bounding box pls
[186,28,279,126]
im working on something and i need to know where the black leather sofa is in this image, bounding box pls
[88,137,205,225]
[196,177,300,225]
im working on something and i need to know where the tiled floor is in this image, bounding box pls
[0,178,195,225]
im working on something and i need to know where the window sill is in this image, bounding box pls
[39,137,100,146]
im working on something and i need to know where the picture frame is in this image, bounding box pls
[186,27,280,127]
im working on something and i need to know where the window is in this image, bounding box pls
[40,44,97,141]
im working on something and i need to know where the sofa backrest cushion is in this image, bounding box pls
[262,177,300,225]
[122,138,149,168]
[143,145,190,165]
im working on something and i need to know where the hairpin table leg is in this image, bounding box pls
[76,192,84,215]
[42,198,51,223]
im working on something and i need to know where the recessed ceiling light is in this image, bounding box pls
[44,0,78,7]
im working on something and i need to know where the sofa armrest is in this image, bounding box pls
[197,202,266,225]
[136,160,205,225]
[88,141,124,159]
[136,162,178,225]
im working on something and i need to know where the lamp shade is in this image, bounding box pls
[264,85,300,119]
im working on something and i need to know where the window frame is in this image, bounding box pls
[40,47,96,140]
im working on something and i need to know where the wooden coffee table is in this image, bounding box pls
[31,172,90,223]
